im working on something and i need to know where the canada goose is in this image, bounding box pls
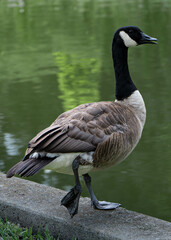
[7,26,157,218]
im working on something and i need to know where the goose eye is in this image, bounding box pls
[128,29,134,34]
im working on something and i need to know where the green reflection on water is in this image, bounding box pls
[0,0,170,222]
[54,52,100,110]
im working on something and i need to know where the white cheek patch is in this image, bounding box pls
[119,31,137,47]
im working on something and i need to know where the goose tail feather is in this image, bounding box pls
[6,157,55,178]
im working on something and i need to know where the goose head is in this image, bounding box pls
[114,26,157,48]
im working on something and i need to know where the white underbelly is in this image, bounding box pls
[44,152,94,175]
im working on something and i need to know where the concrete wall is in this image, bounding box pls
[0,173,171,240]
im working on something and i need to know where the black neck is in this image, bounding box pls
[112,40,137,100]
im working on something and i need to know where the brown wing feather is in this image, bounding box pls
[25,101,133,158]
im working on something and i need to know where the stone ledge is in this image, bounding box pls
[0,172,171,240]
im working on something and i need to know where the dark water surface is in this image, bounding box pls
[0,0,171,221]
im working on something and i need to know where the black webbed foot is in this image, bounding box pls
[92,200,121,210]
[61,157,82,218]
[83,173,121,211]
[61,185,81,218]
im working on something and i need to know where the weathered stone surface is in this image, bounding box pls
[0,172,171,240]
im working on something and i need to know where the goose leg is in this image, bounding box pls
[61,157,81,218]
[83,173,121,210]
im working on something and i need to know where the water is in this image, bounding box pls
[0,0,171,221]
